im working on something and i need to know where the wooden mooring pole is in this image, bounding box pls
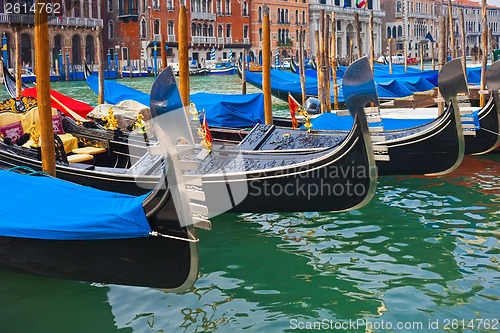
[35,0,56,176]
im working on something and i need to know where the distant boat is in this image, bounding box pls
[121,67,149,77]
[8,68,59,83]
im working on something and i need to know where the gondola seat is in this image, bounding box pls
[71,146,106,155]
[66,153,94,164]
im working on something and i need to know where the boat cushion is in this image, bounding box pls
[22,133,78,153]
[0,121,24,141]
[51,114,65,134]
[66,153,94,164]
[0,106,58,134]
[0,170,152,240]
[72,146,106,155]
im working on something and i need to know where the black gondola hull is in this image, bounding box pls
[464,96,500,155]
[0,235,194,289]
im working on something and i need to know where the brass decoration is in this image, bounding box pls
[129,113,148,134]
[28,122,40,147]
[102,107,118,131]
[0,96,38,114]
[297,106,313,132]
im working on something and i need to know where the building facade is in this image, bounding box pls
[105,0,251,69]
[0,0,102,71]
[381,0,439,59]
[381,0,500,60]
[308,0,385,63]
[249,0,310,63]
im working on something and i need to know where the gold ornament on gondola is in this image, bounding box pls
[297,106,312,132]
[28,122,40,147]
[102,107,118,130]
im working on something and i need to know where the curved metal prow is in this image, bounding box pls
[485,60,500,91]
[342,57,379,117]
[438,58,468,102]
[149,67,209,229]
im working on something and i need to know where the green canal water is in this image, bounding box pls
[0,75,499,333]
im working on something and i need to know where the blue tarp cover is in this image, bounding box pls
[87,74,151,107]
[191,92,265,127]
[308,112,433,131]
[0,171,152,240]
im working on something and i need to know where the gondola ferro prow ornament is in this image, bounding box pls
[425,58,470,176]
[149,67,249,225]
[149,67,210,230]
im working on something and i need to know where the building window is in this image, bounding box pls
[337,20,341,31]
[396,1,401,13]
[397,25,402,37]
[108,20,114,39]
[259,28,262,41]
[153,0,160,9]
[244,25,248,38]
[258,7,262,22]
[302,11,305,25]
[168,21,174,35]
[217,0,222,14]
[243,1,248,16]
[295,10,298,24]
[167,0,174,11]
[108,0,113,12]
[154,20,160,35]
[140,18,147,38]
[226,24,231,38]
[225,0,230,15]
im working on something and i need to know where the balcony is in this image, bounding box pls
[118,8,138,22]
[218,37,225,45]
[168,35,176,42]
[226,37,232,44]
[243,38,250,44]
[191,36,217,44]
[309,4,385,18]
[0,14,103,27]
[191,12,216,20]
[277,39,293,47]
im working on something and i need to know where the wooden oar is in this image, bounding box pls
[33,82,87,122]
[49,93,87,122]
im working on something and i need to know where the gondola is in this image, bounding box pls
[0,112,202,290]
[149,57,379,214]
[0,58,380,213]
[91,59,466,176]
[0,168,199,290]
[464,60,500,155]
[2,63,29,98]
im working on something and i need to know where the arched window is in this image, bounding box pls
[72,35,81,65]
[396,0,401,13]
[225,0,230,14]
[392,26,396,38]
[218,25,223,38]
[278,29,282,42]
[216,0,222,14]
[387,26,391,39]
[295,10,298,24]
[243,1,248,16]
[191,23,197,36]
[154,20,160,35]
[302,11,305,25]
[168,21,174,36]
[85,35,95,63]
[244,25,248,38]
[397,25,403,37]
[226,24,231,38]
[140,18,147,38]
[203,24,208,36]
[208,24,214,36]
[285,9,288,23]
[108,20,114,39]
[259,28,262,41]
[258,7,262,22]
[277,8,281,23]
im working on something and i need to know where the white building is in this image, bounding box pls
[308,0,385,63]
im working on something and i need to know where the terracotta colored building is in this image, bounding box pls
[249,0,310,63]
[0,0,102,72]
[105,0,252,69]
